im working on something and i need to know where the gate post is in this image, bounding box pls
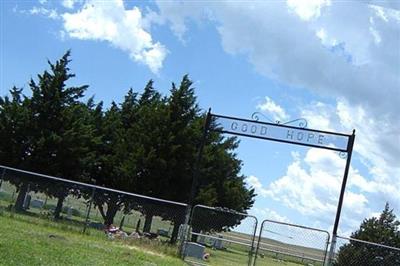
[327,235,337,266]
[179,110,212,258]
[327,130,355,265]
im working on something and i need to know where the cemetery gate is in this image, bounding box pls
[253,219,330,266]
[182,109,355,265]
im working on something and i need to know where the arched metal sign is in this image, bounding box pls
[184,109,355,265]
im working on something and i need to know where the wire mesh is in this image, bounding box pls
[254,219,330,266]
[0,165,188,253]
[333,236,400,266]
[183,204,258,266]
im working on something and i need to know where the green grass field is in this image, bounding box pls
[0,211,185,266]
[0,180,326,266]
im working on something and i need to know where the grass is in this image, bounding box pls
[0,212,185,266]
[185,246,304,266]
[0,181,177,237]
[0,181,324,266]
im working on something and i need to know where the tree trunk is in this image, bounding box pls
[143,211,154,233]
[170,221,181,244]
[15,182,29,212]
[54,196,65,219]
[103,199,119,226]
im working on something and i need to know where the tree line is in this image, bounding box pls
[0,51,255,242]
[335,203,400,265]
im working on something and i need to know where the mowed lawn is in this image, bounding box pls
[0,213,185,266]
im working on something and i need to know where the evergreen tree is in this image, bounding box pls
[335,203,400,265]
[0,51,95,215]
[145,75,255,242]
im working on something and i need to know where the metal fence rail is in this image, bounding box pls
[183,204,258,266]
[0,165,188,249]
[254,219,330,266]
[333,235,400,266]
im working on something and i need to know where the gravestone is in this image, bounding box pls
[89,222,105,230]
[157,229,169,237]
[213,235,224,250]
[198,234,206,245]
[184,242,205,260]
[67,207,73,219]
[31,199,44,208]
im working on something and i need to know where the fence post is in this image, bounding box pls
[83,187,96,234]
[327,235,337,266]
[248,216,258,266]
[324,234,332,266]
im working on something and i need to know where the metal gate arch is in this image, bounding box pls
[254,219,331,266]
[185,204,259,266]
[183,109,355,264]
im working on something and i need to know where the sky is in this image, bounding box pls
[1,0,399,238]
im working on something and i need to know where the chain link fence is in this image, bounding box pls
[183,204,258,266]
[0,165,188,254]
[254,219,330,266]
[332,235,400,266]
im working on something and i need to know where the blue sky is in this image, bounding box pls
[1,0,399,237]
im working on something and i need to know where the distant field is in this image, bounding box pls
[0,212,185,266]
[185,229,326,266]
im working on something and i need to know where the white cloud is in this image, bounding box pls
[155,1,400,125]
[287,0,331,21]
[62,0,79,9]
[253,207,290,223]
[256,97,289,123]
[29,6,59,19]
[296,99,400,214]
[245,175,269,197]
[62,0,167,73]
[300,101,336,131]
[264,148,373,233]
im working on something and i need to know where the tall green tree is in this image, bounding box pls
[89,102,137,226]
[0,51,95,215]
[335,203,400,265]
[28,51,95,218]
[138,75,255,242]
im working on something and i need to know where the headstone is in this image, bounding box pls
[23,194,31,210]
[157,229,169,237]
[30,199,44,208]
[184,242,205,260]
[213,235,224,250]
[67,207,73,219]
[198,234,206,245]
[89,222,105,230]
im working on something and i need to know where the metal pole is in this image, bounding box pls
[327,130,355,265]
[83,187,96,234]
[252,220,266,266]
[248,217,258,266]
[179,108,212,258]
